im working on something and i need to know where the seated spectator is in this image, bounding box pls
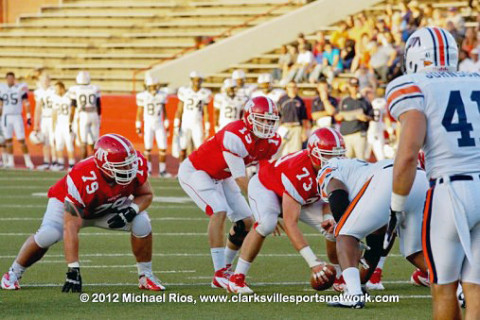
[282,42,314,84]
[273,45,292,82]
[446,7,465,37]
[459,49,476,72]
[312,41,324,64]
[354,64,377,91]
[446,20,463,45]
[462,27,478,57]
[330,21,349,49]
[280,44,298,84]
[369,33,396,83]
[350,33,372,72]
[314,30,326,48]
[311,79,337,129]
[341,39,356,70]
[308,40,343,84]
[296,32,307,46]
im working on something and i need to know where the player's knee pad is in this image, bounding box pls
[34,224,63,248]
[131,213,152,238]
[228,220,249,246]
[328,189,350,222]
[254,218,277,238]
[364,233,384,265]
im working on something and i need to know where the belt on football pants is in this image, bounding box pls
[429,174,477,187]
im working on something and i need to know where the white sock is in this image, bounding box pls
[147,161,152,172]
[58,157,65,165]
[137,261,152,277]
[342,267,362,295]
[377,256,386,270]
[1,153,7,164]
[10,261,26,278]
[24,154,33,167]
[7,154,14,166]
[333,264,342,278]
[159,162,166,173]
[234,258,251,275]
[224,247,238,266]
[68,158,75,166]
[43,154,49,163]
[210,247,225,271]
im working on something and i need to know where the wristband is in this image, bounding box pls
[135,121,142,129]
[299,246,319,268]
[391,192,407,212]
[68,261,80,268]
[323,214,334,221]
[129,203,140,214]
[174,118,180,128]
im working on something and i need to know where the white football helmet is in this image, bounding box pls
[222,78,236,89]
[232,69,246,80]
[76,71,91,85]
[189,71,204,79]
[144,74,158,86]
[257,73,272,84]
[29,131,45,145]
[404,27,458,74]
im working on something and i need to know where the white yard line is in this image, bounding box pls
[0,217,208,221]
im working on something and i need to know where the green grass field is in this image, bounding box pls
[0,170,434,319]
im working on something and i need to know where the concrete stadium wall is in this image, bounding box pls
[149,0,382,88]
[1,0,59,23]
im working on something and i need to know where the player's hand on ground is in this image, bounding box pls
[273,221,285,236]
[107,207,137,229]
[62,267,82,293]
[321,219,335,235]
[311,262,334,282]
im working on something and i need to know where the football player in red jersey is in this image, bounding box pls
[178,96,281,289]
[228,128,345,294]
[1,134,164,292]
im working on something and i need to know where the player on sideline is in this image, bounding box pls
[214,78,247,132]
[178,96,281,289]
[135,75,170,177]
[1,134,164,292]
[387,27,480,319]
[174,71,212,162]
[251,73,286,105]
[34,73,57,170]
[232,70,256,101]
[0,72,34,169]
[52,81,75,170]
[69,71,101,159]
[228,128,344,294]
[317,157,429,308]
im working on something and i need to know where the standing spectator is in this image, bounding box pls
[311,79,337,129]
[272,45,291,82]
[354,64,377,91]
[277,81,309,156]
[283,43,314,84]
[330,21,349,49]
[309,41,343,84]
[369,33,397,83]
[462,27,477,57]
[280,44,298,85]
[334,77,372,160]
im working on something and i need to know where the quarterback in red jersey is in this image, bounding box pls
[228,128,346,294]
[178,96,281,289]
[1,134,164,292]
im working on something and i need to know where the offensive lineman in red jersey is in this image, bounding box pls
[228,128,345,293]
[1,134,164,292]
[178,96,281,289]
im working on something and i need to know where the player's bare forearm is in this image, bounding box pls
[135,106,143,123]
[132,180,154,212]
[282,193,308,251]
[63,209,82,264]
[393,110,426,196]
[69,107,76,125]
[175,101,183,121]
[235,176,249,195]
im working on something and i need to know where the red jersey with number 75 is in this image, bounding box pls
[47,151,148,219]
[258,150,320,205]
[189,120,281,180]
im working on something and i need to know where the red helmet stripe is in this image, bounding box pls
[104,134,131,156]
[433,27,445,66]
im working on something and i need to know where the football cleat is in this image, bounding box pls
[50,163,64,172]
[159,171,172,178]
[328,289,365,309]
[457,284,466,308]
[36,163,50,171]
[1,271,20,290]
[333,275,346,293]
[228,273,253,294]
[410,269,430,287]
[211,267,230,289]
[366,268,385,290]
[138,274,165,291]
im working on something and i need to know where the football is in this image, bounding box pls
[310,264,337,291]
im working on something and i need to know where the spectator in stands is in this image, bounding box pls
[296,33,307,47]
[420,3,434,27]
[446,20,463,44]
[273,45,291,82]
[280,44,298,84]
[432,8,446,28]
[334,77,372,160]
[350,33,372,73]
[308,40,343,84]
[341,39,356,70]
[459,49,477,72]
[408,1,423,28]
[354,63,377,91]
[348,16,371,44]
[446,6,466,36]
[369,33,397,83]
[314,31,326,48]
[282,42,314,84]
[462,27,478,57]
[331,21,349,49]
[311,79,337,129]
[277,81,309,156]
[312,41,324,66]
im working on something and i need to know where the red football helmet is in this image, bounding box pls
[243,96,280,139]
[307,128,346,167]
[94,134,138,185]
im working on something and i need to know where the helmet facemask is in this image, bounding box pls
[248,113,279,139]
[310,146,346,167]
[99,153,138,185]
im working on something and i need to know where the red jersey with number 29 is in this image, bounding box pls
[47,151,148,219]
[189,120,281,180]
[258,150,320,205]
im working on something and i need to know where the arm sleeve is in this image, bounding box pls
[223,151,246,179]
[213,94,222,110]
[222,131,249,157]
[281,173,306,205]
[136,93,144,107]
[65,174,86,208]
[385,75,425,120]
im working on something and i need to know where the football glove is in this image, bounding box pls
[107,207,137,229]
[62,267,82,293]
[383,208,404,250]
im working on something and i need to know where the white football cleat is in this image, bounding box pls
[1,271,20,290]
[366,268,385,290]
[228,273,253,294]
[50,163,64,172]
[36,163,50,171]
[211,267,230,289]
[159,171,172,178]
[138,274,165,291]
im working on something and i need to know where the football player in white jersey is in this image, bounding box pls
[51,81,75,171]
[136,75,170,177]
[214,79,247,132]
[0,72,34,169]
[174,71,212,161]
[388,27,480,319]
[33,74,57,170]
[232,70,256,101]
[69,71,101,159]
[251,74,286,105]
